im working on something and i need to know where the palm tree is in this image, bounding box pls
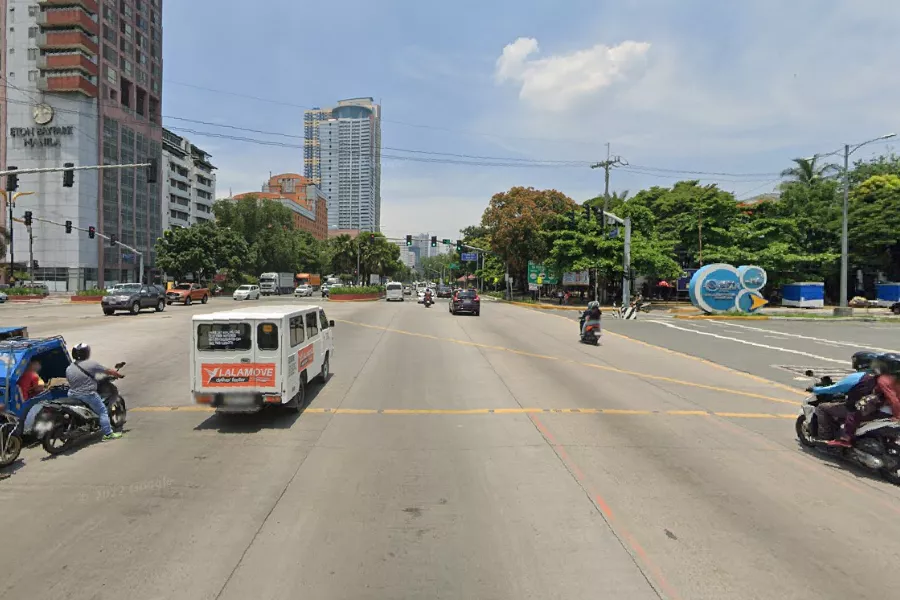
[780,157,839,187]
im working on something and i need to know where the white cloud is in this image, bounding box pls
[494,37,651,111]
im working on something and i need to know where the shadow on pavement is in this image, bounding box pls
[193,382,326,434]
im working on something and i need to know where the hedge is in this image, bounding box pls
[328,285,383,295]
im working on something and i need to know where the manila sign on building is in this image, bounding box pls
[688,264,769,314]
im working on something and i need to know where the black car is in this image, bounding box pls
[450,289,481,316]
[437,285,452,298]
[101,283,167,315]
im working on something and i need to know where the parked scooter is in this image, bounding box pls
[0,409,22,468]
[797,368,900,484]
[34,361,128,455]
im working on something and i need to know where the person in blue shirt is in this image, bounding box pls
[812,350,879,441]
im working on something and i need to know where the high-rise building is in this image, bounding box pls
[304,97,381,233]
[161,128,216,230]
[0,0,163,289]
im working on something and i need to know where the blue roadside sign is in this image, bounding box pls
[461,252,478,262]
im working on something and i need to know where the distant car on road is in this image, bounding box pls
[437,285,452,298]
[102,283,166,315]
[0,290,7,303]
[233,284,260,301]
[450,289,481,316]
[294,284,313,297]
[167,283,209,306]
[385,282,404,301]
[403,285,412,296]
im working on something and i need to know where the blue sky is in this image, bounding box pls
[163,0,900,241]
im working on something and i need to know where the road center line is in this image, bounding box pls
[338,319,801,405]
[131,406,796,418]
[645,320,848,365]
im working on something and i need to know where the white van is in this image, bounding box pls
[385,282,404,301]
[191,305,334,413]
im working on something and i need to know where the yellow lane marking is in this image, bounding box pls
[336,319,800,406]
[130,406,797,419]
[498,305,807,398]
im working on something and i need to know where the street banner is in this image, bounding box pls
[562,271,590,286]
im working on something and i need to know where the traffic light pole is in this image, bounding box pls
[0,161,153,178]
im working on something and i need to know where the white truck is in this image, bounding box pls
[258,272,295,296]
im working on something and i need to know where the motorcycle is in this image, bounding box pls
[579,318,601,346]
[796,370,900,484]
[0,409,22,468]
[424,294,433,308]
[34,361,128,455]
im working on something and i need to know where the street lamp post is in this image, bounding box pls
[834,133,895,315]
[1,190,35,283]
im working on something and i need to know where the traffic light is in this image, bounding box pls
[23,211,32,226]
[65,220,72,233]
[568,211,576,227]
[584,204,592,220]
[5,166,18,192]
[430,236,437,248]
[406,235,413,246]
[599,208,605,232]
[369,233,375,243]
[32,260,38,269]
[88,225,95,239]
[110,233,118,246]
[147,158,158,184]
[456,240,463,253]
[62,162,75,187]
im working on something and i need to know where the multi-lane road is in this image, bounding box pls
[2,297,899,600]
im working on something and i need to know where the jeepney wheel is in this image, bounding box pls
[0,433,22,468]
[287,377,307,413]
[318,354,330,383]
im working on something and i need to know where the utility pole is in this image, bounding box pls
[698,211,703,266]
[28,226,34,281]
[591,143,628,212]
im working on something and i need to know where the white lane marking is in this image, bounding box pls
[712,320,897,353]
[645,320,848,365]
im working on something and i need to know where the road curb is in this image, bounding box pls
[498,299,584,311]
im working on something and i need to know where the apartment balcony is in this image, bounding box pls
[36,73,97,97]
[38,0,99,14]
[168,171,190,186]
[37,52,98,77]
[36,30,98,55]
[37,8,99,35]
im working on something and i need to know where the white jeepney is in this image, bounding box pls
[191,305,334,413]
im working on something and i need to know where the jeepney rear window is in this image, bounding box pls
[197,323,252,351]
[257,322,279,350]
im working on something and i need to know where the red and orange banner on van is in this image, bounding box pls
[298,346,314,371]
[201,363,276,387]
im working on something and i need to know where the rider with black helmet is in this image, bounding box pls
[811,350,880,441]
[65,343,124,441]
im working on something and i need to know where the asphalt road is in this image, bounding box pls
[3,296,900,599]
[544,309,900,389]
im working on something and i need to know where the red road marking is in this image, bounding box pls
[530,414,681,600]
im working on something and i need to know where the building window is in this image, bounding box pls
[8,48,13,55]
[28,70,38,82]
[27,48,37,60]
[28,6,37,17]
[28,26,38,38]
[105,65,117,84]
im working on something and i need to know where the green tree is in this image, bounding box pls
[849,174,900,280]
[780,157,839,187]
[328,235,357,275]
[480,187,578,288]
[155,222,248,282]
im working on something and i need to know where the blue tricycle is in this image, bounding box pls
[0,332,73,447]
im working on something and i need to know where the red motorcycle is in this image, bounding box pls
[423,292,434,308]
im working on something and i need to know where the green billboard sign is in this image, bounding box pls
[527,261,558,285]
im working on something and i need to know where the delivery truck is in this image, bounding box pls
[295,273,322,290]
[258,272,295,296]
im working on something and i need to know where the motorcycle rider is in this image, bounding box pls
[811,350,879,441]
[580,301,602,337]
[829,352,900,448]
[65,343,123,441]
[423,288,434,305]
